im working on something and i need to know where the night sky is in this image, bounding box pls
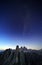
[0,0,42,50]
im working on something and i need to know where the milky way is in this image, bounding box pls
[0,0,42,50]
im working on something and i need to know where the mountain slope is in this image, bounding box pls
[0,48,42,65]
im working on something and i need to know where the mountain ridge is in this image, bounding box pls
[0,46,42,65]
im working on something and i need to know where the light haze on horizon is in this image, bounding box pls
[0,0,42,50]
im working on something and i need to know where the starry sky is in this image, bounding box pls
[0,0,42,50]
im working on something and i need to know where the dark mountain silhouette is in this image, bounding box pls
[0,46,42,65]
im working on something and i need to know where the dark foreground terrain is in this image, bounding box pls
[0,49,42,65]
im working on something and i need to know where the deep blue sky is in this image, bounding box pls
[0,0,42,50]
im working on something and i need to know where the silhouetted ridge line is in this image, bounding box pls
[0,45,42,65]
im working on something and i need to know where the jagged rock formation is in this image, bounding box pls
[0,46,42,65]
[0,45,26,65]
